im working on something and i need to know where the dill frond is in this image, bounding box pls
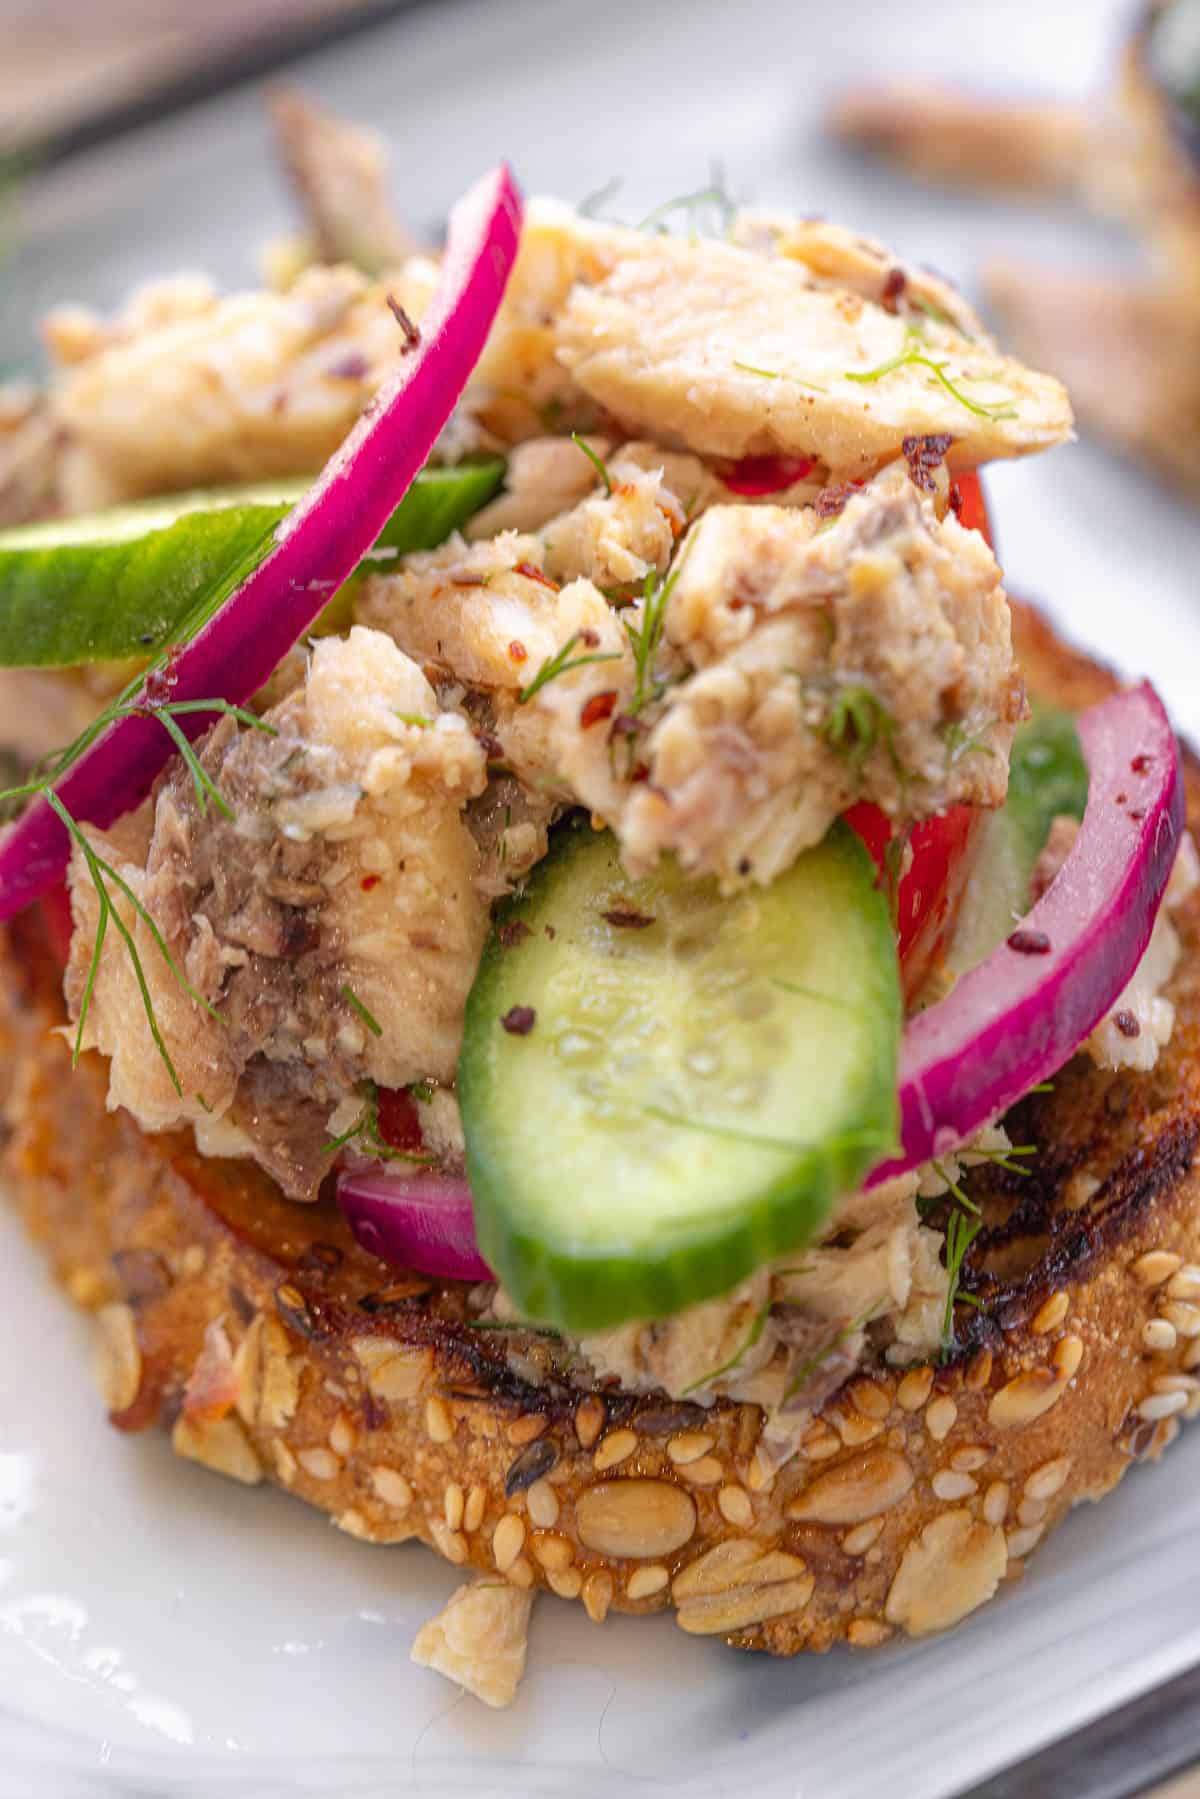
[341,983,383,1038]
[570,432,612,495]
[517,631,621,705]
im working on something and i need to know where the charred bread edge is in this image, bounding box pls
[4,599,1200,1655]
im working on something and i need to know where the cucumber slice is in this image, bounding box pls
[943,705,1088,978]
[459,819,901,1332]
[0,457,504,668]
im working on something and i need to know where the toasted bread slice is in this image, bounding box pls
[4,599,1200,1653]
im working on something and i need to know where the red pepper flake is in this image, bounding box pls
[737,857,752,876]
[1131,753,1153,774]
[580,689,618,729]
[1129,808,1147,821]
[501,1005,536,1036]
[544,924,556,940]
[513,560,559,592]
[602,906,655,929]
[361,873,382,892]
[498,919,531,948]
[580,627,601,648]
[902,433,955,494]
[1116,792,1128,805]
[815,482,854,520]
[881,266,907,313]
[508,640,528,663]
[630,761,650,783]
[1007,927,1052,956]
[1114,1009,1141,1038]
[386,294,422,353]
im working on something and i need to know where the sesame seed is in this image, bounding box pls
[932,1470,977,1500]
[802,1428,842,1461]
[1006,1524,1044,1560]
[1184,1338,1200,1371]
[667,1431,716,1466]
[925,1396,957,1441]
[525,1478,560,1529]
[507,1412,548,1446]
[1166,1265,1200,1301]
[297,1447,340,1481]
[982,1480,1010,1526]
[964,1349,993,1392]
[506,1555,535,1590]
[1144,1318,1178,1351]
[1138,1390,1188,1421]
[1017,1497,1047,1528]
[531,1532,573,1572]
[430,1520,468,1565]
[335,1509,370,1540]
[1024,1457,1071,1500]
[370,1465,413,1510]
[583,1570,614,1623]
[425,1397,452,1444]
[897,1367,933,1411]
[593,1427,638,1472]
[842,1518,884,1556]
[677,1455,724,1487]
[548,1568,583,1600]
[850,1380,891,1420]
[329,1412,356,1458]
[718,1485,753,1527]
[1153,1373,1199,1393]
[950,1446,991,1473]
[492,1512,525,1571]
[272,1441,298,1485]
[626,1564,670,1600]
[1162,1301,1200,1338]
[1055,1335,1084,1380]
[847,1618,892,1647]
[444,1482,465,1531]
[1031,1292,1069,1335]
[1132,1251,1182,1288]
[575,1395,606,1449]
[463,1484,486,1533]
[834,1411,883,1448]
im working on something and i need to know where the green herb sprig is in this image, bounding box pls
[46,789,221,1097]
[517,632,622,705]
[823,684,900,778]
[942,1205,983,1355]
[625,543,692,715]
[341,983,383,1038]
[571,432,612,496]
[846,325,1017,421]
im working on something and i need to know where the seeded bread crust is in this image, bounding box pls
[5,600,1200,1654]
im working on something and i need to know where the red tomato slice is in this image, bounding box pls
[953,469,993,549]
[722,455,815,497]
[844,801,982,1000]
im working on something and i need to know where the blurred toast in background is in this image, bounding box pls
[829,1,1200,496]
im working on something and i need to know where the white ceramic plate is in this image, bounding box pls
[6,0,1200,1793]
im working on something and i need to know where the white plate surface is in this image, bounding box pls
[6,0,1200,1793]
